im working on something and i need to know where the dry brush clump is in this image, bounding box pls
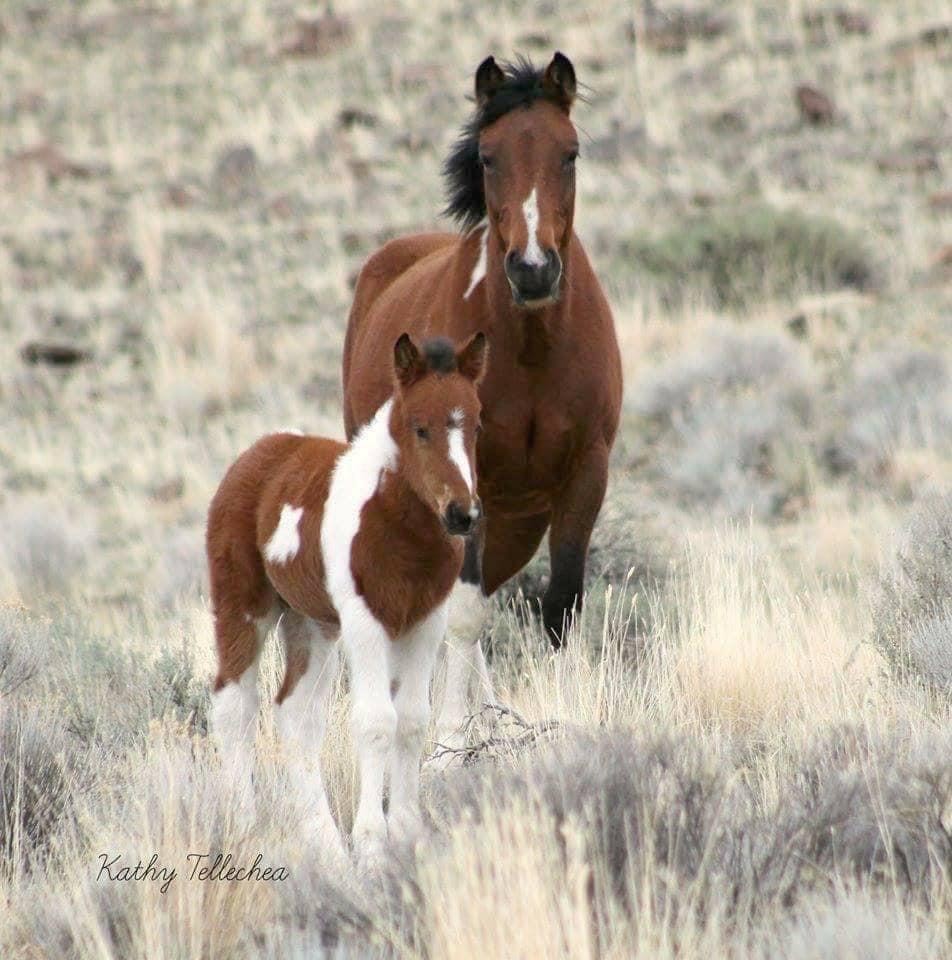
[824,346,952,481]
[0,495,96,600]
[631,328,815,518]
[421,724,951,956]
[619,205,876,310]
[871,491,952,690]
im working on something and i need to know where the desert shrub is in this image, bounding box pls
[871,492,952,689]
[427,725,951,939]
[621,205,875,308]
[150,525,206,611]
[0,607,40,696]
[0,709,81,873]
[764,889,946,960]
[0,495,95,600]
[632,329,815,518]
[146,643,210,736]
[824,347,951,479]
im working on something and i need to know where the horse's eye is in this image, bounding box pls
[563,150,578,169]
[475,422,483,436]
[479,153,495,170]
[415,426,430,441]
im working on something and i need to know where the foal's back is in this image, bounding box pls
[207,432,346,629]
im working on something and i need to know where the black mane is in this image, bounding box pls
[442,57,563,231]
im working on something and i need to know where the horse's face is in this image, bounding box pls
[391,333,487,535]
[477,53,578,309]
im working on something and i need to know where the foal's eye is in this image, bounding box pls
[479,153,495,171]
[563,149,579,169]
[415,426,430,441]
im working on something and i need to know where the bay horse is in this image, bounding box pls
[207,333,486,858]
[342,53,622,750]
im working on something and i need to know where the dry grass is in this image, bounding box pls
[1,0,950,956]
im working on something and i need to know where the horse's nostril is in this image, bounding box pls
[444,501,473,534]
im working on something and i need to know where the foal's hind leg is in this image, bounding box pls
[274,610,344,860]
[210,607,277,818]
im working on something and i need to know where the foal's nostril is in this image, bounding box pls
[444,501,473,535]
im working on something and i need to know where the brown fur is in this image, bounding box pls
[342,54,622,645]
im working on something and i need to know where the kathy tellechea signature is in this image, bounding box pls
[96,852,289,894]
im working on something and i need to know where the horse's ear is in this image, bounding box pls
[475,56,505,109]
[393,333,425,387]
[457,332,488,383]
[542,52,576,112]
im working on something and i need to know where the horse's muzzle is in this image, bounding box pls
[505,249,562,307]
[444,499,480,536]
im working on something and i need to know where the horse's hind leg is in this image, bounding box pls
[274,610,343,860]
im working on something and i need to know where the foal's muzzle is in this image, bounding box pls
[505,249,562,307]
[444,499,481,536]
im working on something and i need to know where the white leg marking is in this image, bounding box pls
[447,426,473,493]
[211,665,260,813]
[463,222,490,300]
[341,600,396,859]
[434,582,493,760]
[521,186,545,267]
[264,503,303,564]
[388,604,447,839]
[274,613,344,860]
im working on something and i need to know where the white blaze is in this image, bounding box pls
[447,425,473,493]
[264,504,304,564]
[521,187,545,267]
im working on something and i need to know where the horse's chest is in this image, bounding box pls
[479,402,573,498]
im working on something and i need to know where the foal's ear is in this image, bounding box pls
[393,333,425,387]
[475,55,505,109]
[457,332,488,383]
[542,51,576,112]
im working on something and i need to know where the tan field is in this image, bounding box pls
[0,1,950,957]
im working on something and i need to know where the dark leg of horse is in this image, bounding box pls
[543,443,610,649]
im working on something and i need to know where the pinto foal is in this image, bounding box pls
[207,332,486,855]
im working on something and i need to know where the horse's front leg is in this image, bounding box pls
[340,600,395,862]
[543,442,610,648]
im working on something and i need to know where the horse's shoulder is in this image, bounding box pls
[361,232,456,283]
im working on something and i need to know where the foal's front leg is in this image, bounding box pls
[388,604,446,839]
[340,600,396,860]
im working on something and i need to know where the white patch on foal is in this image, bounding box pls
[521,187,545,267]
[463,221,490,300]
[321,399,399,853]
[321,399,396,604]
[264,504,303,564]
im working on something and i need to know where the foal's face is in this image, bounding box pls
[392,334,487,535]
[477,56,579,309]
